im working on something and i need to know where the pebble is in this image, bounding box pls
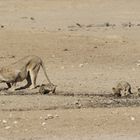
[79,64,84,68]
[78,104,82,108]
[47,114,54,119]
[74,100,79,105]
[42,122,46,126]
[55,114,59,118]
[130,116,135,121]
[5,126,11,130]
[63,49,68,51]
[1,25,4,28]
[136,63,140,66]
[2,120,7,123]
[30,17,35,20]
[13,121,18,124]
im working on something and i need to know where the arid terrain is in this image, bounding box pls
[0,0,140,139]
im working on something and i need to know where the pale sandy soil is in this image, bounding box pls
[0,0,140,139]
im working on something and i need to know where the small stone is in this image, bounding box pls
[44,114,54,120]
[55,114,59,118]
[136,63,140,66]
[1,25,4,28]
[75,100,79,105]
[130,116,135,121]
[105,22,110,27]
[79,64,84,68]
[47,114,54,119]
[63,49,68,51]
[42,122,46,126]
[2,120,7,123]
[76,23,82,27]
[5,126,11,130]
[30,17,35,20]
[78,104,82,108]
[13,121,18,124]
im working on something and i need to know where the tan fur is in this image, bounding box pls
[0,55,52,91]
[112,81,132,97]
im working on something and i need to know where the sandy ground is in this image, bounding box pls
[0,0,140,139]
